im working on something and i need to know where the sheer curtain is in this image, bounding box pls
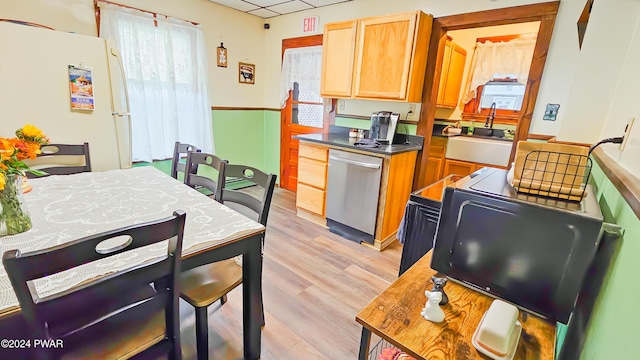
[98,2,214,162]
[280,46,323,108]
[462,38,537,104]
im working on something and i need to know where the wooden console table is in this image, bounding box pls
[356,251,556,359]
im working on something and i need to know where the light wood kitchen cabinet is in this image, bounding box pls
[442,158,509,178]
[320,11,433,102]
[320,20,358,98]
[425,137,447,186]
[296,143,329,218]
[442,159,477,178]
[436,37,467,108]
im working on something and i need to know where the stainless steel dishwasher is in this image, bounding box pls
[326,149,383,244]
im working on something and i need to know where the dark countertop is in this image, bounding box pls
[294,131,423,155]
[432,123,512,142]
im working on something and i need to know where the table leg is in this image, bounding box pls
[359,327,372,360]
[243,235,263,360]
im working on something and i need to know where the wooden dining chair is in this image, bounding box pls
[184,151,227,199]
[2,210,186,360]
[170,141,200,180]
[25,143,91,178]
[180,164,276,360]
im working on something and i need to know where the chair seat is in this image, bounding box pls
[61,304,165,359]
[180,259,243,308]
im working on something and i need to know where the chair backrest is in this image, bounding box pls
[217,164,277,227]
[184,152,227,198]
[2,210,186,358]
[170,141,200,180]
[25,143,92,178]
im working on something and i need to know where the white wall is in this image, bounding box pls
[437,22,541,121]
[596,4,640,178]
[556,0,640,144]
[264,0,586,136]
[0,0,266,107]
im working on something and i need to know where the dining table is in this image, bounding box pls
[0,166,266,360]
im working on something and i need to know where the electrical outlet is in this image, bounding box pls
[407,104,418,121]
[337,99,345,113]
[619,117,635,151]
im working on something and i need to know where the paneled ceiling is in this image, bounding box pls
[209,0,353,18]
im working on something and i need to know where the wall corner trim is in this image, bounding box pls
[592,147,640,219]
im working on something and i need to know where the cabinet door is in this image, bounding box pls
[297,183,326,216]
[320,20,358,98]
[443,159,476,178]
[441,43,467,108]
[425,156,443,186]
[436,39,452,106]
[353,13,417,100]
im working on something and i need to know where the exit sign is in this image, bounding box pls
[303,16,319,33]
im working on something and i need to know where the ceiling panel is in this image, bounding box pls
[267,1,313,14]
[245,0,286,6]
[208,0,260,12]
[247,8,281,18]
[208,0,354,18]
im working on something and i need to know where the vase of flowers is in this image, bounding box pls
[0,125,49,237]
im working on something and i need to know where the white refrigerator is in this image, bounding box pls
[0,22,131,171]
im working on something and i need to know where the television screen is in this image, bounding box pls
[431,187,603,324]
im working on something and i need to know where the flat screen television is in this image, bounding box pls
[431,169,603,324]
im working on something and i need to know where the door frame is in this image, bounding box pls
[279,35,326,192]
[413,1,560,189]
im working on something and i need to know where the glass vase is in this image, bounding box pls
[0,174,32,237]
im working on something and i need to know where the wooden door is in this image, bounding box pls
[280,35,324,192]
[442,159,476,178]
[320,20,358,98]
[441,43,467,108]
[353,12,417,100]
[425,157,443,186]
[436,37,452,106]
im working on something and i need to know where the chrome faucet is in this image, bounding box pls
[485,102,497,130]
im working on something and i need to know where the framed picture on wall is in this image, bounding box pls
[239,62,255,84]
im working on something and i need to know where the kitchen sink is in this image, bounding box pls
[445,136,512,167]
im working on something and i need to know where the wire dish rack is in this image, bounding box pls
[513,149,592,202]
[368,338,416,360]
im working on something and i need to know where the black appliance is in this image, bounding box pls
[431,167,604,324]
[398,175,462,276]
[369,111,399,144]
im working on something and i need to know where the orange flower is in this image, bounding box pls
[1,124,49,182]
[0,173,5,191]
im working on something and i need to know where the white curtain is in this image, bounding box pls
[98,2,214,162]
[462,38,537,104]
[280,45,323,108]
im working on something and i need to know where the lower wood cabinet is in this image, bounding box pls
[296,143,329,217]
[442,159,477,178]
[296,183,326,216]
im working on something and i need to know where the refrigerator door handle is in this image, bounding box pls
[112,112,131,116]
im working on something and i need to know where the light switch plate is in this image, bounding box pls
[337,99,345,113]
[619,117,635,152]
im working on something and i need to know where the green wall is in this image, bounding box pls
[578,161,640,359]
[212,109,266,172]
[263,110,281,180]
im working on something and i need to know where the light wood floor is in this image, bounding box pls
[178,187,403,359]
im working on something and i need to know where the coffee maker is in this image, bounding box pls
[369,111,399,144]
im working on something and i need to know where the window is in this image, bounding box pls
[98,2,214,162]
[462,34,536,124]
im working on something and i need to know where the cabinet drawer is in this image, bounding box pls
[299,143,328,162]
[296,183,326,216]
[298,157,328,189]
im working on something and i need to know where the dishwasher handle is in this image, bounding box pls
[329,155,381,169]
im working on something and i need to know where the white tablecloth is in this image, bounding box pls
[0,166,264,312]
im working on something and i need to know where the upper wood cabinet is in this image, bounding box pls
[436,37,467,109]
[320,20,358,98]
[320,11,433,102]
